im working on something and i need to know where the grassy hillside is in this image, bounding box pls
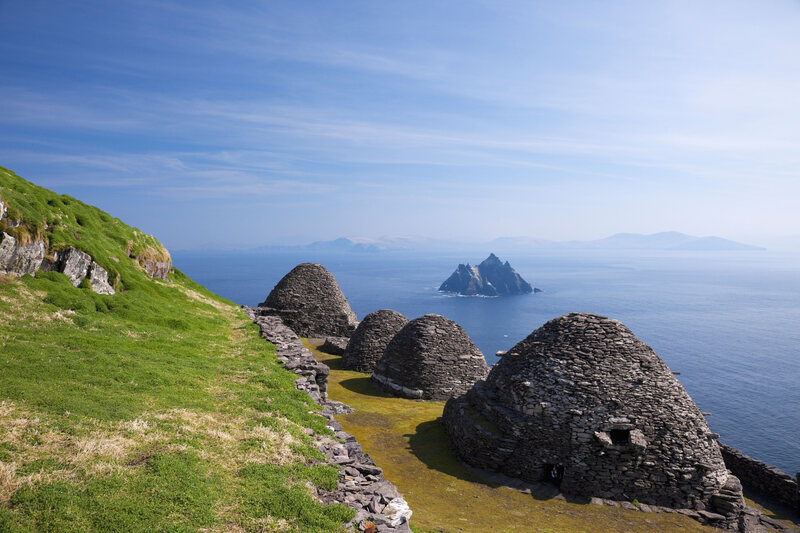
[0,169,352,532]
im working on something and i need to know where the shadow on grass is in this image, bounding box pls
[406,419,500,486]
[338,377,393,399]
[320,354,343,371]
[744,487,800,527]
[406,420,591,504]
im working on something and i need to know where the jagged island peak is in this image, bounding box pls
[439,253,534,296]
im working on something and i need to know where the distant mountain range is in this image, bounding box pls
[255,232,765,253]
[491,232,766,251]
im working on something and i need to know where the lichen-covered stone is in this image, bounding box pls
[0,232,45,276]
[441,312,736,512]
[143,259,171,280]
[320,336,349,356]
[372,314,489,401]
[57,247,92,287]
[257,263,358,337]
[88,261,115,295]
[342,309,409,373]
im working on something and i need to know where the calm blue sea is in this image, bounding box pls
[173,248,800,477]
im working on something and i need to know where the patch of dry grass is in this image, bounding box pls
[0,279,73,326]
[0,400,306,508]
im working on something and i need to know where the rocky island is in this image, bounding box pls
[439,253,534,296]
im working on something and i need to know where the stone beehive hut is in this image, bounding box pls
[257,263,358,338]
[342,309,409,373]
[442,312,738,511]
[372,314,489,401]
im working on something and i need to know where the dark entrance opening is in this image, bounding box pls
[610,428,631,445]
[542,463,564,485]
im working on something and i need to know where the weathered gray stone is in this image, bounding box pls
[257,263,358,337]
[243,307,411,532]
[57,247,92,287]
[372,314,489,401]
[88,261,115,295]
[0,232,45,276]
[143,259,171,280]
[342,310,409,373]
[441,312,739,514]
[320,336,349,356]
[720,443,799,515]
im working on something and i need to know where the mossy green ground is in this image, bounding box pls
[0,169,353,532]
[307,341,721,533]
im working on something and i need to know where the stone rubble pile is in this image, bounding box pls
[244,306,412,532]
[342,310,409,373]
[256,263,358,338]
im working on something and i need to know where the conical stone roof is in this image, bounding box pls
[372,314,489,401]
[342,309,409,373]
[257,263,358,337]
[441,312,732,509]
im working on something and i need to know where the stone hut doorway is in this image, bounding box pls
[543,463,564,486]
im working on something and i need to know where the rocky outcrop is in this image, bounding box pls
[44,247,115,295]
[372,314,489,401]
[720,443,800,515]
[0,232,45,276]
[244,306,412,532]
[256,263,358,337]
[439,253,533,296]
[56,247,93,286]
[342,310,409,373]
[143,259,171,280]
[441,313,737,514]
[0,235,114,295]
[87,262,115,295]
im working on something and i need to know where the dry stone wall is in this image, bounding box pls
[342,310,409,373]
[372,314,489,401]
[244,306,412,532]
[257,263,358,338]
[720,443,800,515]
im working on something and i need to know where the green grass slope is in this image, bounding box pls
[0,168,352,532]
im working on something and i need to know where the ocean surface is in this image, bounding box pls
[173,248,800,476]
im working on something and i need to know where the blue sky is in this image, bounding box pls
[1,1,799,249]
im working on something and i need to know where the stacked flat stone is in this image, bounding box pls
[257,263,358,338]
[442,312,740,513]
[342,309,409,373]
[372,314,489,401]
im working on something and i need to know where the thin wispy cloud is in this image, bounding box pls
[1,0,799,247]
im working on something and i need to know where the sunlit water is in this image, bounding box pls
[174,248,800,476]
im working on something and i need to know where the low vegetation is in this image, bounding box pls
[0,169,352,532]
[307,341,720,533]
[1,167,170,291]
